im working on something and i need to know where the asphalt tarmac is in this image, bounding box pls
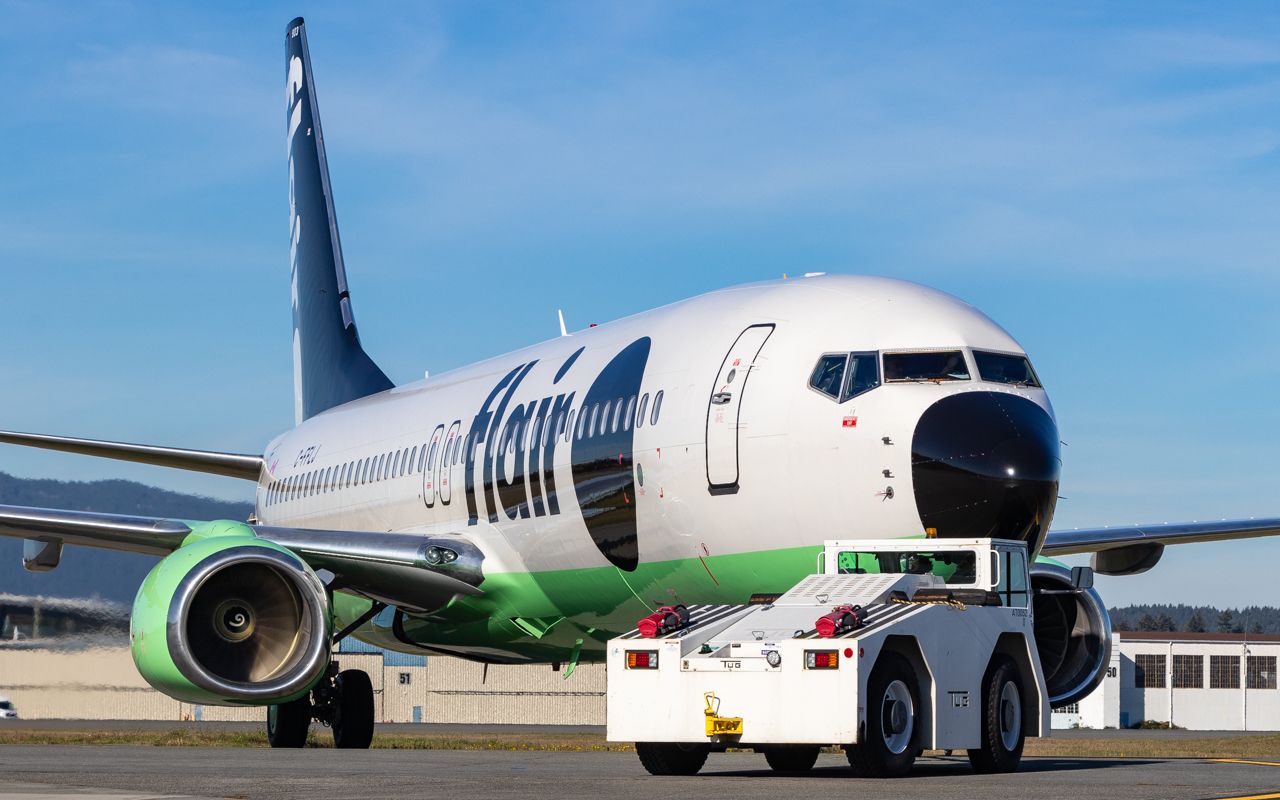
[1,747,1278,800]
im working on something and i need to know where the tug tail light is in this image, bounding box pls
[805,650,839,670]
[626,650,659,669]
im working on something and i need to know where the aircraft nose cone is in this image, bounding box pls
[911,391,1060,553]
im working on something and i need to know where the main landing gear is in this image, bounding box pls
[267,663,375,749]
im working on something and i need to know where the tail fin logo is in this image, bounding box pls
[287,55,305,424]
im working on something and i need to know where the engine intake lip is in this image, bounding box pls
[165,546,330,701]
[1030,561,1113,709]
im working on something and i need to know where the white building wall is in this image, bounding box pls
[1119,639,1279,730]
[1055,633,1280,731]
[0,644,604,724]
[1051,634,1120,730]
[6,632,1276,730]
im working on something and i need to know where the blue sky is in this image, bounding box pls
[1,2,1278,606]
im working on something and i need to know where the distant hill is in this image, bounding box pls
[1110,603,1280,635]
[0,472,252,603]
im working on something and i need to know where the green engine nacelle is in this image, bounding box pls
[130,521,332,705]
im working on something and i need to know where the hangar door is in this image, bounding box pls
[705,324,774,490]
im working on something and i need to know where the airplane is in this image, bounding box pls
[1,17,1276,750]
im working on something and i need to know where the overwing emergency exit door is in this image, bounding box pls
[706,324,774,490]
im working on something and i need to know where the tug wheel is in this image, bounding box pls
[636,742,709,775]
[968,657,1025,773]
[845,652,918,778]
[764,746,820,772]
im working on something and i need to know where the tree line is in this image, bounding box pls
[1109,603,1280,634]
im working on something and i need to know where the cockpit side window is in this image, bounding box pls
[843,352,880,401]
[973,350,1041,388]
[883,350,970,382]
[810,352,882,402]
[809,354,846,399]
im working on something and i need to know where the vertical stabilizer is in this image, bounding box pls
[286,18,393,423]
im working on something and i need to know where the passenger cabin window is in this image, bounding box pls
[974,350,1041,388]
[883,350,970,383]
[837,550,977,585]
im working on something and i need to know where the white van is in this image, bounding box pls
[0,696,17,719]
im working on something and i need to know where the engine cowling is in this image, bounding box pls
[1030,561,1112,708]
[130,524,331,705]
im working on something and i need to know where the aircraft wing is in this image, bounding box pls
[1041,517,1280,576]
[0,430,263,481]
[0,504,481,612]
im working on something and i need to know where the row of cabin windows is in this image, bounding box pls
[1133,653,1277,689]
[262,390,665,507]
[264,442,425,507]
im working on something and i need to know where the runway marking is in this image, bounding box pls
[1213,759,1280,768]
[1212,793,1280,800]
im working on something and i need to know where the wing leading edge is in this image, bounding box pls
[0,430,263,481]
[1042,517,1280,576]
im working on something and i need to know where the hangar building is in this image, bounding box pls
[1052,631,1280,730]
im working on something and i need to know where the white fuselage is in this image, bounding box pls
[255,275,1053,609]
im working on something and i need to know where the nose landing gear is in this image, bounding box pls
[266,663,376,749]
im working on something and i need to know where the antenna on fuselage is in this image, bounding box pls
[558,309,570,337]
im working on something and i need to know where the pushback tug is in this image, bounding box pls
[608,538,1090,777]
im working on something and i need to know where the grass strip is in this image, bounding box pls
[0,728,1277,759]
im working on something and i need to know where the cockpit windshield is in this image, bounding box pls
[809,352,880,401]
[973,350,1041,387]
[836,549,977,586]
[883,351,969,383]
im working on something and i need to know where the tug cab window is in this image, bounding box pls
[993,549,1029,607]
[836,549,977,586]
[809,352,880,401]
[973,350,1041,387]
[883,350,969,382]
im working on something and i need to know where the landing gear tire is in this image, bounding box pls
[764,746,820,773]
[266,695,311,748]
[845,652,918,778]
[967,658,1025,774]
[331,669,375,749]
[636,742,710,776]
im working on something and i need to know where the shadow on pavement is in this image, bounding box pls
[707,756,1163,779]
